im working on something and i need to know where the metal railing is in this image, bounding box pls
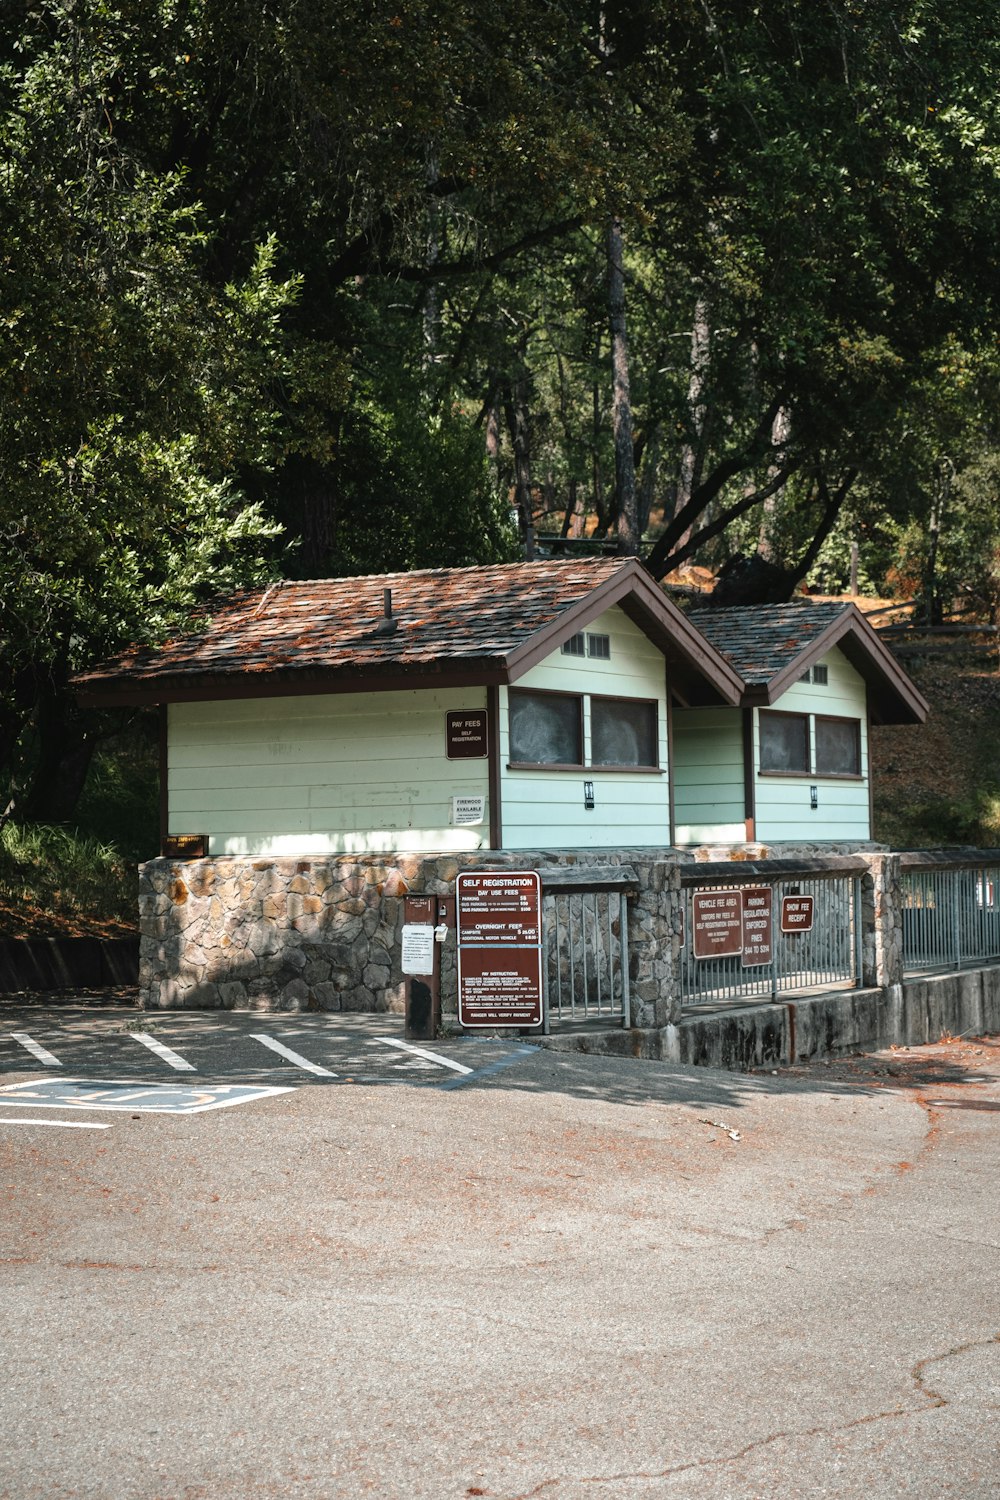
[680,864,863,1008]
[540,867,635,1029]
[901,857,1000,974]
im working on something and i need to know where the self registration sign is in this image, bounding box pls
[456,871,543,1028]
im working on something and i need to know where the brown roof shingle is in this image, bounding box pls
[687,602,854,684]
[687,601,928,723]
[74,558,743,708]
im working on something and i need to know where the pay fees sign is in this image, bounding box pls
[691,886,774,967]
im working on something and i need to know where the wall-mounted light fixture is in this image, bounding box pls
[584,780,595,810]
[810,785,819,810]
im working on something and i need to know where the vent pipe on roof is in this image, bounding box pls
[375,586,398,636]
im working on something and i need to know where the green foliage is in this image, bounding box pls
[320,401,518,576]
[5,0,1000,843]
[0,820,139,932]
[73,725,160,861]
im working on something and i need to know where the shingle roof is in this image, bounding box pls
[687,602,853,684]
[687,601,928,723]
[74,558,743,708]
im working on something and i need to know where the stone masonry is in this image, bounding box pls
[138,846,933,1027]
[138,849,684,1025]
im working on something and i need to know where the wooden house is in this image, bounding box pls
[75,559,743,857]
[671,602,929,846]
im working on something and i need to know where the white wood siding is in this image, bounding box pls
[672,708,746,845]
[498,606,671,849]
[753,647,871,841]
[169,689,491,857]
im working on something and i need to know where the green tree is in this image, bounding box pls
[0,9,295,821]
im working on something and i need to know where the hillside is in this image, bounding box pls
[872,650,1000,848]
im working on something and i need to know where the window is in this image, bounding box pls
[561,632,610,660]
[815,716,861,776]
[591,697,658,767]
[508,690,658,769]
[759,711,809,773]
[509,691,582,765]
[759,711,862,777]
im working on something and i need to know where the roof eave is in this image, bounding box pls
[761,605,929,723]
[504,560,743,706]
[74,659,511,708]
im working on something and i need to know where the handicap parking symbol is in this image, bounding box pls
[0,1078,295,1115]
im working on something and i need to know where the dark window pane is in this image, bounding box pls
[591,698,657,767]
[759,712,809,772]
[815,717,860,775]
[509,691,581,764]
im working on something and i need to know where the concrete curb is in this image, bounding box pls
[540,966,1000,1071]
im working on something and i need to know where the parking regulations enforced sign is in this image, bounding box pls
[456,871,543,1028]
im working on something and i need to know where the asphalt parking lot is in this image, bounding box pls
[0,1005,536,1101]
[2,1001,999,1500]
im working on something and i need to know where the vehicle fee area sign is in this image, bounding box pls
[456,871,543,1028]
[692,889,743,959]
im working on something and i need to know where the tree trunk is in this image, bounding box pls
[422,151,441,380]
[502,379,535,560]
[590,348,610,537]
[561,478,585,539]
[608,216,638,555]
[672,295,711,555]
[758,403,792,560]
[637,422,661,538]
[925,457,953,625]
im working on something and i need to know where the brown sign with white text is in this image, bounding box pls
[740,886,773,967]
[780,894,815,933]
[456,871,543,1028]
[691,890,743,959]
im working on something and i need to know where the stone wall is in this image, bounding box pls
[138,845,984,1029]
[138,848,683,1024]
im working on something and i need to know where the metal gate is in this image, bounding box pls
[902,859,1000,973]
[540,868,636,1029]
[680,871,863,1007]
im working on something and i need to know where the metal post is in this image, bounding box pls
[619,891,631,1028]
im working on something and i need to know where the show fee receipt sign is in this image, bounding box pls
[456,871,543,1028]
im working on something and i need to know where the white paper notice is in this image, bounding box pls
[451,795,486,826]
[401,924,436,975]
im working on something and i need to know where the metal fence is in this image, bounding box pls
[680,871,862,1008]
[901,861,1000,974]
[541,876,632,1029]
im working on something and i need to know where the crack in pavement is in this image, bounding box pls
[502,1331,1000,1500]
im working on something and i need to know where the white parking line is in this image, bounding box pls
[250,1034,337,1077]
[11,1033,63,1068]
[373,1037,473,1075]
[0,1117,112,1129]
[131,1033,197,1072]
